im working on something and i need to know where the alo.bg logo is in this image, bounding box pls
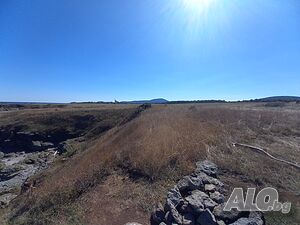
[224,187,291,214]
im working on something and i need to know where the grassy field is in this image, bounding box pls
[1,102,299,225]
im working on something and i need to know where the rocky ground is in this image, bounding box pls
[0,148,57,207]
[0,124,84,208]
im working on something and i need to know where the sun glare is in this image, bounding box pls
[178,0,218,38]
[182,0,216,14]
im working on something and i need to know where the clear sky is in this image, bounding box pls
[0,0,300,102]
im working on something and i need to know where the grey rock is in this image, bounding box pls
[229,214,264,225]
[213,204,245,224]
[32,140,42,148]
[167,186,183,207]
[151,203,165,225]
[0,161,41,196]
[248,212,264,225]
[195,172,224,189]
[217,220,226,225]
[41,142,54,148]
[4,153,16,158]
[165,199,183,224]
[185,192,205,214]
[23,154,39,164]
[186,190,218,211]
[204,199,219,210]
[124,223,143,225]
[210,191,225,204]
[16,131,35,136]
[0,164,24,180]
[182,213,195,225]
[0,152,4,159]
[177,175,204,192]
[197,209,217,225]
[205,184,217,192]
[0,193,18,208]
[195,160,218,177]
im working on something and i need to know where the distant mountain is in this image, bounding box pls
[250,96,300,102]
[121,98,169,104]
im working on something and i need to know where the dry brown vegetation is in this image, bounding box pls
[1,103,300,225]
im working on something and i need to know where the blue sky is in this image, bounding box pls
[0,0,299,102]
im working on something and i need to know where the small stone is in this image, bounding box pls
[32,141,42,148]
[210,191,225,204]
[182,213,195,225]
[217,220,226,225]
[124,223,143,225]
[205,184,217,192]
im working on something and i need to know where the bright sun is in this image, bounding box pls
[179,0,217,36]
[182,0,215,13]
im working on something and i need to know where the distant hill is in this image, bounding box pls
[249,96,300,102]
[121,98,169,104]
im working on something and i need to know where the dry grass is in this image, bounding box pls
[3,103,300,224]
[0,104,137,134]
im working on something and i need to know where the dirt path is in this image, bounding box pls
[233,142,300,170]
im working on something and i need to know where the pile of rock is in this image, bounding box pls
[151,160,265,225]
